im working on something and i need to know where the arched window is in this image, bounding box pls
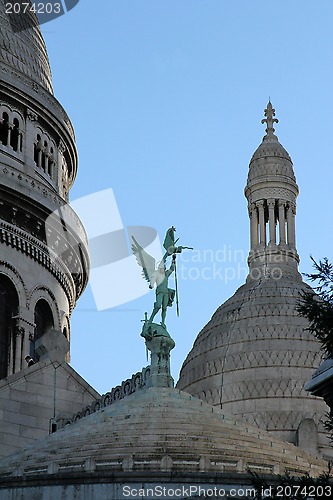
[0,276,18,380]
[34,134,55,180]
[0,112,9,146]
[32,299,54,360]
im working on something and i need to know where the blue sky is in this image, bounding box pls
[42,1,333,394]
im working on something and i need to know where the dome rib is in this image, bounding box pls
[0,0,53,93]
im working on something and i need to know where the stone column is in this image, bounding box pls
[25,329,34,360]
[267,199,276,245]
[7,122,12,146]
[145,333,175,388]
[45,153,49,176]
[14,326,24,374]
[25,110,38,171]
[38,148,42,169]
[18,128,23,152]
[287,203,296,248]
[249,203,259,249]
[257,200,266,246]
[58,141,66,193]
[278,201,286,245]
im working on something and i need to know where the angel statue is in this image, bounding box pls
[132,227,193,340]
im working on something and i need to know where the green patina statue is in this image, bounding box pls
[147,253,176,327]
[132,226,193,340]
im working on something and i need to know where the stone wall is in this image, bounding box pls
[0,360,100,458]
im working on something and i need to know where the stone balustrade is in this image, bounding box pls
[54,366,151,431]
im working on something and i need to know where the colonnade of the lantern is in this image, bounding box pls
[248,199,296,251]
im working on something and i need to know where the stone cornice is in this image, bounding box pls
[0,162,60,209]
[0,70,75,142]
[0,166,88,248]
[0,221,76,311]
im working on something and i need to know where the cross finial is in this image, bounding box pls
[261,101,279,140]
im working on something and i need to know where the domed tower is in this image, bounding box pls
[0,2,89,377]
[177,102,330,458]
[246,101,300,281]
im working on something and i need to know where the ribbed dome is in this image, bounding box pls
[251,138,292,164]
[0,387,326,478]
[0,0,53,93]
[248,138,295,185]
[177,277,325,441]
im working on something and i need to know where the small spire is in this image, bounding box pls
[261,101,279,140]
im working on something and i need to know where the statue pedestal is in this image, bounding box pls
[142,323,175,388]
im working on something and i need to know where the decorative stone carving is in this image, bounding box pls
[15,326,25,338]
[27,110,38,122]
[58,141,66,155]
[0,221,76,310]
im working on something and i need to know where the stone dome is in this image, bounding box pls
[248,138,295,184]
[177,278,326,443]
[0,387,326,480]
[250,135,292,163]
[0,0,53,93]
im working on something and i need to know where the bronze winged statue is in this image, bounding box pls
[132,227,193,339]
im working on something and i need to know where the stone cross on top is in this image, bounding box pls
[261,100,279,140]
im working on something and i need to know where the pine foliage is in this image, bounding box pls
[297,257,333,357]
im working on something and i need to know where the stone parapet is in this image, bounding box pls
[55,366,151,431]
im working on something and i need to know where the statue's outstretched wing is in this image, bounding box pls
[131,236,156,286]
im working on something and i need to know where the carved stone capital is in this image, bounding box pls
[289,202,296,215]
[27,109,38,122]
[15,326,25,337]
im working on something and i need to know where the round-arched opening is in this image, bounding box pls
[0,112,9,146]
[33,299,54,360]
[0,275,19,379]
